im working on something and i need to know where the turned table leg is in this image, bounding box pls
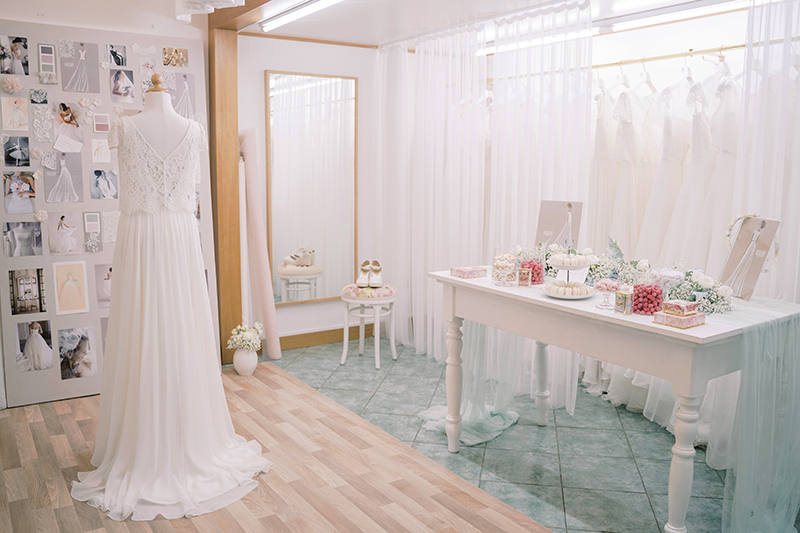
[446,317,464,453]
[664,395,703,533]
[534,341,551,426]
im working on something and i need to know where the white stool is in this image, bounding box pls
[340,284,398,370]
[277,263,324,302]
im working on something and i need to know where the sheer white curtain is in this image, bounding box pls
[270,74,355,300]
[486,0,593,414]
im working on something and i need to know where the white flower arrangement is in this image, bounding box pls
[100,61,111,70]
[78,98,90,108]
[227,322,264,352]
[666,272,733,314]
[1,77,22,95]
[113,104,125,116]
[91,98,102,109]
[33,210,48,222]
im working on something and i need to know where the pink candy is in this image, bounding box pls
[633,284,663,315]
[521,260,545,285]
[593,278,620,292]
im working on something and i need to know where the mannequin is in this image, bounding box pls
[129,74,190,159]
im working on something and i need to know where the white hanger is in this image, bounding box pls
[634,58,657,95]
[681,51,694,85]
[607,61,630,94]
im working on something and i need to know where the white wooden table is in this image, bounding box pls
[430,270,752,533]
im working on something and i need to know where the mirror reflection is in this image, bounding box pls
[267,71,357,304]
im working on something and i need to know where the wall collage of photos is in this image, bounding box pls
[0,20,219,408]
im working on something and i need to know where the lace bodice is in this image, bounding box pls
[109,116,204,214]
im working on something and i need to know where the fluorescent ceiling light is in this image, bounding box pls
[259,0,345,33]
[595,0,749,33]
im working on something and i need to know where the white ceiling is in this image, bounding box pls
[239,0,734,46]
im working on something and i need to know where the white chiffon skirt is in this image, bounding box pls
[71,211,271,521]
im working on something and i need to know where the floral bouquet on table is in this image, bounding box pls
[227,322,263,352]
[666,271,733,314]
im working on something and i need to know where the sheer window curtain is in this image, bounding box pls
[270,74,356,300]
[377,0,593,445]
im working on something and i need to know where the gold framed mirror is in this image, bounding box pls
[265,70,358,306]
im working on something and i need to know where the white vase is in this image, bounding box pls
[233,348,258,376]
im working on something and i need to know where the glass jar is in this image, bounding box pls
[492,246,517,287]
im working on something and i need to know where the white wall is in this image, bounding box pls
[238,35,379,336]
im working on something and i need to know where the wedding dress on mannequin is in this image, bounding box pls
[71,86,270,521]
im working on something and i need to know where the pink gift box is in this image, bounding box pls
[662,299,700,316]
[451,266,487,279]
[654,311,706,329]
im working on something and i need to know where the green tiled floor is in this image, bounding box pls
[258,339,731,533]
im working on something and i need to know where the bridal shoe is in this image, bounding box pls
[356,260,371,287]
[369,260,383,288]
[284,248,315,266]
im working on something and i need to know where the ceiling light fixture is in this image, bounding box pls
[176,0,244,24]
[258,0,346,33]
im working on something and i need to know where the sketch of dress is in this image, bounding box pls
[722,222,764,298]
[53,222,78,253]
[65,48,90,92]
[5,178,32,213]
[59,273,83,308]
[5,101,27,129]
[175,78,193,119]
[12,224,36,256]
[48,155,80,203]
[93,141,110,162]
[96,174,116,199]
[24,324,53,370]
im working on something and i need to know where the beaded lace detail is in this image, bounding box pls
[109,116,200,214]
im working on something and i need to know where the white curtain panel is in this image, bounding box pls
[486,0,593,415]
[270,74,356,300]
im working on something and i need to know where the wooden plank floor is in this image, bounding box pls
[0,362,552,533]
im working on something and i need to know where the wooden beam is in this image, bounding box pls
[209,0,275,31]
[209,28,241,365]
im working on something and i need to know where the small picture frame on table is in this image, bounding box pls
[518,269,532,287]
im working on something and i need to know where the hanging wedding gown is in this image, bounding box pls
[5,101,27,129]
[71,116,270,521]
[635,78,692,261]
[657,82,718,268]
[586,88,619,253]
[64,48,90,92]
[690,77,741,278]
[25,325,53,370]
[48,156,80,203]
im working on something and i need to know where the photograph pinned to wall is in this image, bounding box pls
[48,212,81,255]
[139,57,155,78]
[110,69,135,104]
[59,326,97,379]
[30,88,47,104]
[83,212,102,253]
[535,200,584,249]
[4,136,30,167]
[16,320,53,372]
[3,222,42,257]
[719,217,782,301]
[141,80,154,105]
[171,72,196,119]
[90,170,117,200]
[53,102,84,150]
[37,44,57,84]
[61,42,100,93]
[2,97,29,130]
[95,263,112,308]
[91,139,110,163]
[9,268,46,315]
[163,47,188,67]
[101,211,120,243]
[53,261,89,315]
[105,44,126,66]
[0,36,29,75]
[93,113,110,133]
[45,152,82,203]
[3,172,35,214]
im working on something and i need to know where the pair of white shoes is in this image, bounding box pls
[356,260,383,288]
[284,248,315,266]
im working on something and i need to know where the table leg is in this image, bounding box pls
[446,317,464,453]
[389,302,397,360]
[359,307,365,355]
[373,305,381,370]
[534,341,551,426]
[311,278,317,299]
[340,303,349,365]
[664,395,703,533]
[281,279,288,303]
